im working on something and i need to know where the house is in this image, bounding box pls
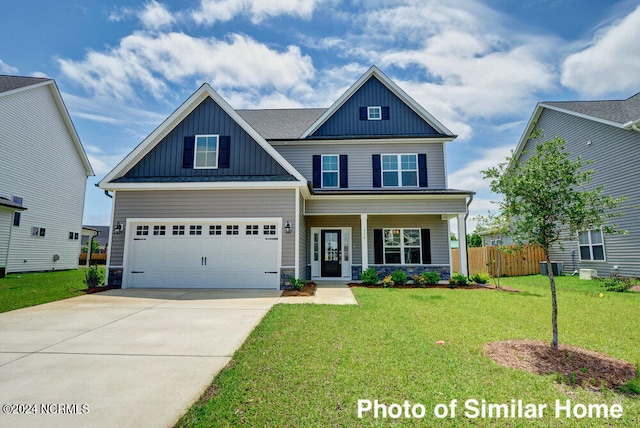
[0,75,94,276]
[81,225,110,253]
[512,92,640,276]
[99,66,474,289]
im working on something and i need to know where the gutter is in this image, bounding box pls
[622,118,640,133]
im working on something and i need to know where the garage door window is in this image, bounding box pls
[209,225,222,235]
[173,225,185,235]
[264,225,276,235]
[190,225,203,235]
[226,225,239,235]
[136,226,149,236]
[153,226,166,236]
[246,225,259,235]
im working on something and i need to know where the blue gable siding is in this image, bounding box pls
[311,76,441,138]
[124,97,292,179]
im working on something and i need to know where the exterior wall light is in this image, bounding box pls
[285,221,292,234]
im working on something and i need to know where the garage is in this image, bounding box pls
[123,219,281,289]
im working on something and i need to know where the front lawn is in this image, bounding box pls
[177,275,640,427]
[0,268,100,313]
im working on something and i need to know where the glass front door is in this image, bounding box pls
[321,230,342,277]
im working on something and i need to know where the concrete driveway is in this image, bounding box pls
[0,288,282,428]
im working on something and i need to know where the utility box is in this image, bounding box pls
[540,262,563,276]
[579,269,598,280]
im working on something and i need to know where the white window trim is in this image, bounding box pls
[383,228,422,265]
[321,154,340,188]
[578,229,607,262]
[381,153,419,188]
[194,134,219,169]
[367,106,382,120]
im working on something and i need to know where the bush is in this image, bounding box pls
[470,272,491,284]
[83,265,104,288]
[449,273,468,288]
[391,269,407,286]
[597,274,635,292]
[422,271,440,285]
[360,267,379,286]
[290,278,307,291]
[412,274,426,287]
[381,275,394,288]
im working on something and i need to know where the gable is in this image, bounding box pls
[310,76,441,138]
[121,97,293,181]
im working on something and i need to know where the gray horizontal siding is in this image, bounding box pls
[125,97,290,179]
[305,197,467,215]
[275,141,447,189]
[523,108,640,276]
[111,189,296,266]
[312,76,441,137]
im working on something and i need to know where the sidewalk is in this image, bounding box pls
[277,282,357,305]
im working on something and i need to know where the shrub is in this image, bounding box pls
[449,273,468,288]
[597,274,635,292]
[290,278,307,291]
[83,265,104,289]
[360,267,379,286]
[470,272,491,284]
[381,275,394,288]
[422,271,440,285]
[391,269,407,286]
[412,274,426,287]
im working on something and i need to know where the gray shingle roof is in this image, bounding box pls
[0,75,51,94]
[237,108,327,140]
[543,92,640,125]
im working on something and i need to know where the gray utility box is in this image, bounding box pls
[540,262,563,276]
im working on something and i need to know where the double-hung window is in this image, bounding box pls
[321,155,339,188]
[194,135,219,169]
[383,228,421,264]
[578,230,605,261]
[382,154,418,187]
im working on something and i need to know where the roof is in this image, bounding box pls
[0,75,50,94]
[0,197,27,211]
[237,108,327,140]
[542,92,640,126]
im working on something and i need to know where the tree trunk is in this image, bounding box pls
[546,252,558,350]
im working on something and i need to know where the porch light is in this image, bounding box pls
[285,221,292,234]
[114,222,124,235]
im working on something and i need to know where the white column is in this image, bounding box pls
[361,214,368,270]
[457,213,468,276]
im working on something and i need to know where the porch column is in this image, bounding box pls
[457,213,468,276]
[361,214,368,270]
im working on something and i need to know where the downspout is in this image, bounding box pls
[464,194,474,277]
[622,118,640,133]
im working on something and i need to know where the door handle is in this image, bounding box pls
[201,256,204,266]
[204,257,207,265]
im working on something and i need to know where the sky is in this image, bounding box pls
[2,0,640,232]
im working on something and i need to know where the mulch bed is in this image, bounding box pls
[281,282,317,296]
[484,339,637,390]
[85,285,120,294]
[349,282,521,292]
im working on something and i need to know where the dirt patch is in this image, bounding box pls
[349,283,521,292]
[630,285,640,293]
[281,282,316,296]
[485,339,637,390]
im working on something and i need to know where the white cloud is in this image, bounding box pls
[191,0,327,25]
[448,145,513,192]
[0,59,19,74]
[561,5,640,97]
[138,1,176,30]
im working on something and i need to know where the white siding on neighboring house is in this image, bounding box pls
[0,208,13,273]
[0,84,89,273]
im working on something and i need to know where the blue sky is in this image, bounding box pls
[2,0,640,230]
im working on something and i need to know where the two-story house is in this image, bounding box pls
[513,92,640,277]
[99,66,474,289]
[0,75,94,277]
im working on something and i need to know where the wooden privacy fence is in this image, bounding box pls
[452,244,546,277]
[78,253,107,265]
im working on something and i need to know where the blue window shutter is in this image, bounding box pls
[381,106,390,120]
[219,136,231,168]
[182,136,195,169]
[359,107,367,120]
[372,154,381,188]
[421,229,432,264]
[312,155,321,188]
[418,153,428,187]
[339,155,348,188]
[374,229,383,264]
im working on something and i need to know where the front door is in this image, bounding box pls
[321,230,342,277]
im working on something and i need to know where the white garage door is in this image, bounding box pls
[125,220,281,289]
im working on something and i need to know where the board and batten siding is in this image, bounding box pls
[521,108,640,276]
[0,84,87,273]
[110,189,296,267]
[275,141,447,190]
[305,197,467,215]
[124,97,291,179]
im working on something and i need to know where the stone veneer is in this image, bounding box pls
[356,265,450,281]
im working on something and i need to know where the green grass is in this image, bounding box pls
[177,275,640,427]
[0,268,101,313]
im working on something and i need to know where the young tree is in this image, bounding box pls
[482,132,624,350]
[474,211,512,288]
[467,233,482,248]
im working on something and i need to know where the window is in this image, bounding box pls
[209,225,222,235]
[153,225,166,236]
[226,225,239,235]
[367,106,382,120]
[136,225,149,236]
[578,230,605,261]
[31,226,46,237]
[382,154,418,187]
[12,196,22,226]
[69,232,79,240]
[263,225,277,235]
[189,225,203,235]
[322,155,339,188]
[172,225,185,235]
[383,228,421,264]
[194,135,219,169]
[246,225,259,235]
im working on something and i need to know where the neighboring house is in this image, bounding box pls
[81,225,110,253]
[477,229,514,247]
[0,75,94,276]
[513,92,640,276]
[99,66,474,289]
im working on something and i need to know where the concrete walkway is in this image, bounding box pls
[277,282,358,305]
